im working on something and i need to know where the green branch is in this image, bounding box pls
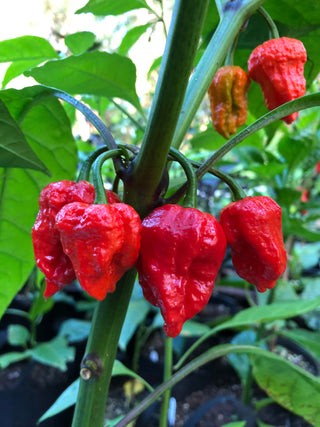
[126,0,209,216]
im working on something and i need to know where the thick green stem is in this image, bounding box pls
[159,337,173,427]
[171,0,266,149]
[71,269,137,427]
[125,0,209,216]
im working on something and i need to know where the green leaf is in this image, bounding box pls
[38,378,80,423]
[189,128,226,151]
[0,36,58,87]
[180,320,210,337]
[76,0,150,16]
[250,350,320,426]
[25,51,142,112]
[30,336,75,371]
[59,319,91,343]
[0,100,49,172]
[221,423,246,427]
[283,216,320,242]
[228,331,257,384]
[216,297,320,333]
[38,359,153,423]
[119,298,151,351]
[147,56,162,77]
[279,328,320,360]
[118,24,151,56]
[65,31,96,55]
[0,351,30,369]
[8,324,30,347]
[0,88,77,320]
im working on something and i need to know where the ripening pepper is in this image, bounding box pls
[32,180,121,298]
[55,202,141,301]
[208,65,250,139]
[136,204,227,338]
[219,196,287,292]
[248,37,307,124]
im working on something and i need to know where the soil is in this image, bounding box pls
[0,292,317,427]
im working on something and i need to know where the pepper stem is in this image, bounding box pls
[77,146,109,182]
[258,7,280,39]
[92,148,128,204]
[169,148,197,208]
[191,161,246,201]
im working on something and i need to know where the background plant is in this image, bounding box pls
[0,0,320,426]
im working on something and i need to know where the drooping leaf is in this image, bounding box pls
[25,51,142,111]
[7,324,30,347]
[76,0,150,16]
[59,319,91,343]
[0,99,49,172]
[119,298,151,351]
[38,359,153,423]
[0,36,58,87]
[250,350,320,426]
[30,336,75,371]
[118,24,151,56]
[0,351,30,369]
[65,31,96,55]
[279,328,320,361]
[0,89,77,319]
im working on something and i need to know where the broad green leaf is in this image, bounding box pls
[228,331,257,384]
[76,0,150,16]
[0,351,30,368]
[65,31,96,55]
[38,378,80,423]
[279,328,320,360]
[189,128,225,151]
[283,216,320,242]
[221,423,246,427]
[0,88,77,319]
[30,336,75,371]
[8,324,30,347]
[118,24,151,56]
[0,100,49,172]
[180,320,210,337]
[25,51,142,112]
[38,359,153,423]
[0,36,58,87]
[215,297,320,333]
[119,298,151,351]
[59,319,91,343]
[250,350,320,426]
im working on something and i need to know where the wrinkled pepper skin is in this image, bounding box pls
[219,196,287,292]
[32,180,121,298]
[136,204,227,338]
[248,37,307,124]
[55,202,141,301]
[208,65,250,139]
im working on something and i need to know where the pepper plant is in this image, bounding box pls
[1,0,320,426]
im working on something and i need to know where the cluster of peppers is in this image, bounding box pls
[32,34,304,337]
[32,155,287,338]
[208,37,307,138]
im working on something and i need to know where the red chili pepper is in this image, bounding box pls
[32,180,121,298]
[316,162,320,175]
[219,196,287,292]
[55,202,141,301]
[248,37,307,124]
[136,204,227,337]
